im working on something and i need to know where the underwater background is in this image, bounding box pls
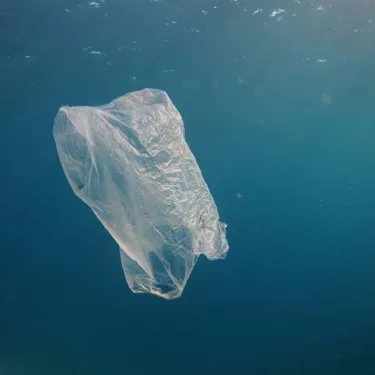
[1,0,375,374]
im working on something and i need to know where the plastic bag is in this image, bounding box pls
[53,88,229,299]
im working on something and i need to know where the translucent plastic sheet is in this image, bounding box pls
[53,88,229,299]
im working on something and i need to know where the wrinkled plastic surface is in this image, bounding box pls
[53,88,229,299]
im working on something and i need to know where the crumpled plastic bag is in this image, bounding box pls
[53,88,229,299]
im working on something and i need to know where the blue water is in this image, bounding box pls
[2,0,375,374]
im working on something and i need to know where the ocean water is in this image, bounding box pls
[1,0,375,374]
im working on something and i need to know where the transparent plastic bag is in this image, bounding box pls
[53,88,229,299]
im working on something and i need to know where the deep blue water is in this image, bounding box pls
[2,0,375,374]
